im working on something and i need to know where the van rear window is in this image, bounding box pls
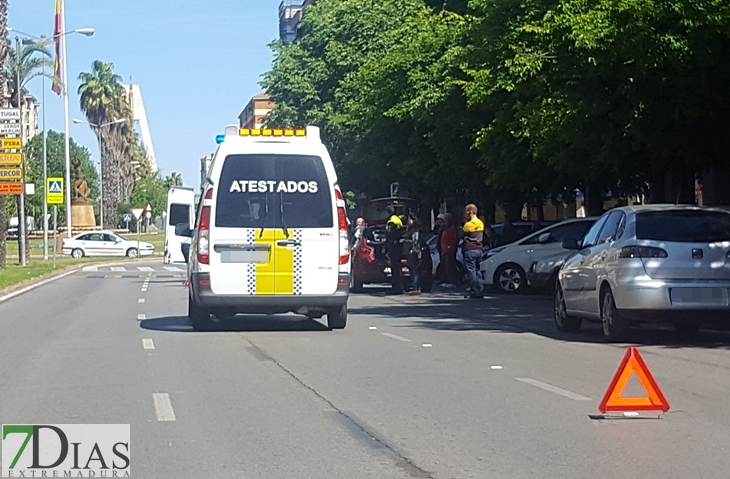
[215,154,333,229]
[168,203,190,227]
[636,210,730,243]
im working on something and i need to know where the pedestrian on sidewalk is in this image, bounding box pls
[462,204,485,299]
[439,213,458,285]
[385,206,405,294]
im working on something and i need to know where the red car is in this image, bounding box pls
[350,197,433,293]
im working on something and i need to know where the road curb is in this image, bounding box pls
[0,257,161,304]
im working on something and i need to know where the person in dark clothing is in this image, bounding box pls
[439,213,459,284]
[401,216,423,295]
[385,205,405,294]
[501,212,518,245]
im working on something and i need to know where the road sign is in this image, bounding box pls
[130,207,145,222]
[0,123,21,136]
[0,183,22,195]
[0,138,22,150]
[0,153,21,166]
[598,346,670,414]
[47,177,64,205]
[123,213,132,222]
[0,167,22,181]
[0,108,20,120]
[390,182,400,197]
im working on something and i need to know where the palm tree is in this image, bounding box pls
[78,60,135,228]
[0,0,8,269]
[4,38,53,263]
[165,172,183,187]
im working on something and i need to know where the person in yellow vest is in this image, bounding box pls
[385,205,405,294]
[462,203,485,299]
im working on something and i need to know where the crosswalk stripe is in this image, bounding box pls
[164,266,184,272]
[137,267,154,272]
[110,267,127,272]
[82,266,98,272]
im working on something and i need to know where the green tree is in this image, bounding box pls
[5,36,53,263]
[164,172,183,187]
[23,131,99,225]
[129,174,166,226]
[78,60,137,227]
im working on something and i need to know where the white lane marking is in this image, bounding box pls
[515,377,591,401]
[368,326,377,330]
[110,267,126,272]
[153,393,176,421]
[422,343,433,348]
[490,365,503,370]
[381,332,412,343]
[142,338,155,350]
[164,266,184,272]
[138,298,145,303]
[138,266,154,272]
[137,314,146,321]
[82,266,98,272]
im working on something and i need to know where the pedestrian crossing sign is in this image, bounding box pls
[47,177,64,204]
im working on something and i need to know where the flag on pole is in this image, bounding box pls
[51,0,62,95]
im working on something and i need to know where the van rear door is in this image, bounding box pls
[165,187,196,264]
[210,154,338,296]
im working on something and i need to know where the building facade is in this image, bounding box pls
[279,0,315,45]
[238,93,275,129]
[1,82,40,142]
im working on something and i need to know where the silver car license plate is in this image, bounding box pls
[670,287,729,305]
[220,250,268,264]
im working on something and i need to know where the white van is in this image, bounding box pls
[164,186,196,264]
[186,126,351,330]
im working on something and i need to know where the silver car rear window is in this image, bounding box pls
[636,210,730,243]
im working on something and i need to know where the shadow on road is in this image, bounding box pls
[351,294,730,350]
[140,315,330,333]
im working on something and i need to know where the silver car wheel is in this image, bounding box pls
[127,248,139,258]
[498,268,522,291]
[71,248,84,259]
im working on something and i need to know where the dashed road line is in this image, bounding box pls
[153,393,176,421]
[137,266,154,272]
[82,266,98,272]
[110,266,126,272]
[422,343,433,348]
[515,377,591,401]
[164,266,185,272]
[138,298,145,303]
[142,338,155,350]
[368,326,377,330]
[381,332,412,343]
[137,314,146,321]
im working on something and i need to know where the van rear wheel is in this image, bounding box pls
[188,294,213,331]
[327,304,347,330]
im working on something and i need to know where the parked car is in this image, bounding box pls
[62,231,155,258]
[554,205,730,341]
[480,218,597,293]
[527,250,578,293]
[350,197,433,292]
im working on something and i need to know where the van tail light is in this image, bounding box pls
[619,246,668,259]
[335,188,350,265]
[197,187,214,264]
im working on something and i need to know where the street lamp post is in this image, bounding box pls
[73,118,124,229]
[15,37,27,266]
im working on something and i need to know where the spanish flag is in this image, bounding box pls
[51,0,62,95]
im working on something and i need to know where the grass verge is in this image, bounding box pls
[0,257,99,292]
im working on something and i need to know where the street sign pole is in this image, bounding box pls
[52,205,57,269]
[137,219,141,254]
[16,37,26,267]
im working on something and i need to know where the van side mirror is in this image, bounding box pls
[562,238,580,250]
[538,233,551,244]
[175,223,193,238]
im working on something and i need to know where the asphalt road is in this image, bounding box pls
[2,263,730,478]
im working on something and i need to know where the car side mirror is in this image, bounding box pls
[562,238,580,250]
[538,233,551,244]
[175,223,193,238]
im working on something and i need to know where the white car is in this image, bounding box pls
[480,218,596,293]
[62,231,155,259]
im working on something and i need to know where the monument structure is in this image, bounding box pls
[71,157,96,229]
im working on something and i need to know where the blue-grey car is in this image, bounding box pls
[554,205,730,341]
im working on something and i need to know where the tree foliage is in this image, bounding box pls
[262,0,730,216]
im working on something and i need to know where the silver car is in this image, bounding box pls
[554,205,730,340]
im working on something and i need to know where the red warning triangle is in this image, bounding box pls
[598,346,670,413]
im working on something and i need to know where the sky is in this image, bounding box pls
[9,0,279,188]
